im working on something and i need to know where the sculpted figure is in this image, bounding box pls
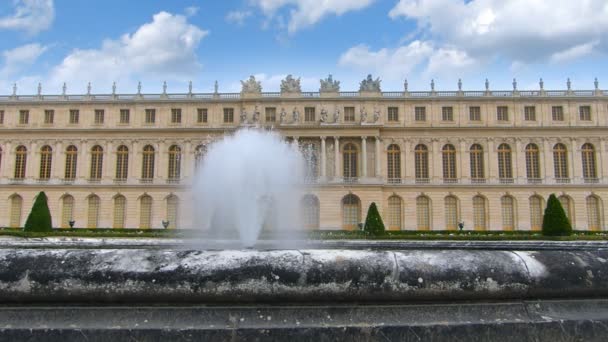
[281,75,301,93]
[373,107,380,123]
[292,107,300,123]
[252,106,260,123]
[320,107,328,123]
[240,108,247,123]
[333,107,340,123]
[320,74,340,92]
[359,74,381,92]
[280,107,287,123]
[241,75,262,93]
[360,107,367,123]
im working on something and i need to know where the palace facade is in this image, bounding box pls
[0,75,607,231]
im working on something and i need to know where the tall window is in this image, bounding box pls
[587,196,601,231]
[69,109,79,124]
[0,110,4,124]
[344,107,355,122]
[579,105,591,121]
[39,145,53,180]
[496,106,508,121]
[168,145,182,180]
[115,145,129,180]
[194,145,207,173]
[9,195,22,227]
[444,196,458,230]
[94,109,104,124]
[581,143,597,179]
[416,196,430,230]
[304,107,316,122]
[140,195,152,228]
[387,144,401,181]
[197,108,207,123]
[414,106,426,121]
[387,196,402,230]
[524,106,536,121]
[415,144,429,180]
[171,108,182,123]
[65,145,78,180]
[301,195,320,229]
[61,195,74,228]
[469,106,481,121]
[342,194,360,230]
[442,106,453,121]
[166,195,179,229]
[529,196,543,231]
[44,109,54,124]
[265,107,276,122]
[470,144,485,181]
[388,107,399,122]
[442,144,457,181]
[497,143,512,180]
[90,145,103,180]
[501,196,515,230]
[119,109,130,124]
[559,195,573,221]
[14,145,27,179]
[343,143,357,179]
[223,108,234,123]
[525,144,540,180]
[552,106,564,121]
[553,143,569,179]
[473,196,487,230]
[145,109,156,124]
[19,110,29,124]
[87,195,100,228]
[113,195,126,228]
[142,145,155,180]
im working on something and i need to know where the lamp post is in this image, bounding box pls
[69,220,75,228]
[162,220,170,229]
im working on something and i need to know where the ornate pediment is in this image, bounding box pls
[241,75,262,93]
[320,74,340,92]
[280,75,301,93]
[359,74,381,92]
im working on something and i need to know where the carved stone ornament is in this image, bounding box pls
[360,107,367,123]
[281,75,301,93]
[359,74,381,92]
[333,107,340,123]
[320,107,328,122]
[320,74,340,92]
[373,107,380,123]
[240,108,247,123]
[280,107,287,123]
[241,75,262,93]
[292,107,300,122]
[252,106,260,123]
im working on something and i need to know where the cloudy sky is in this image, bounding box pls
[0,0,607,94]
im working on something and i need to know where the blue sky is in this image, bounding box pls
[0,0,607,94]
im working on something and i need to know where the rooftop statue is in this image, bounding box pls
[281,74,301,93]
[241,75,262,93]
[320,74,340,92]
[360,74,381,92]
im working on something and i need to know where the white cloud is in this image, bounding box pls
[426,47,475,76]
[185,6,199,17]
[226,10,252,25]
[251,0,375,33]
[550,41,599,64]
[1,43,47,76]
[0,0,54,35]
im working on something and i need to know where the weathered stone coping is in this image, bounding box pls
[0,248,607,304]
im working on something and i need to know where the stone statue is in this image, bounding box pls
[320,74,340,92]
[252,106,260,123]
[539,78,544,90]
[360,106,367,123]
[12,83,16,96]
[595,77,599,90]
[404,79,408,92]
[62,82,66,96]
[320,107,328,123]
[567,78,572,90]
[87,82,91,95]
[163,81,167,94]
[137,81,142,94]
[240,108,247,123]
[333,107,340,123]
[112,82,117,95]
[485,78,489,91]
[431,79,435,91]
[292,107,300,123]
[512,78,517,91]
[458,79,462,91]
[214,80,219,93]
[373,107,380,123]
[188,81,193,94]
[280,107,287,123]
[281,75,301,93]
[241,75,262,93]
[359,74,381,92]
[37,83,42,96]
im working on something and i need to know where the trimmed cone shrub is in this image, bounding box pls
[542,194,572,236]
[24,191,53,232]
[364,202,385,236]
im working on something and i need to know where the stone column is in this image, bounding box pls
[400,139,406,180]
[184,140,192,180]
[53,141,63,179]
[404,139,413,180]
[28,141,37,180]
[106,140,113,181]
[432,139,440,181]
[157,140,165,181]
[600,139,608,181]
[361,136,367,178]
[570,138,580,179]
[320,137,326,179]
[486,139,494,181]
[2,141,12,179]
[334,136,340,179]
[375,136,381,178]
[79,140,88,179]
[543,139,554,180]
[514,139,523,181]
[130,140,139,181]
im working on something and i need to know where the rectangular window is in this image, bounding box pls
[524,106,536,121]
[197,108,207,123]
[145,109,156,124]
[94,109,104,124]
[469,106,481,121]
[19,110,29,124]
[496,106,508,121]
[304,107,316,122]
[388,107,399,122]
[171,108,182,123]
[0,110,4,124]
[265,107,276,122]
[344,107,355,122]
[579,105,591,121]
[415,106,426,121]
[441,106,453,121]
[223,108,234,123]
[69,109,79,124]
[119,109,130,124]
[552,106,564,121]
[44,109,54,124]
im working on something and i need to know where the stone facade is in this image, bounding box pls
[0,80,607,231]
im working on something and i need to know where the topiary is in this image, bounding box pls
[542,194,572,236]
[363,202,385,236]
[24,191,53,232]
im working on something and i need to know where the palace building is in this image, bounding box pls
[0,75,607,231]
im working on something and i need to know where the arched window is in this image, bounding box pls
[142,145,155,180]
[342,194,360,230]
[388,195,402,230]
[553,143,568,180]
[525,144,540,180]
[414,144,429,180]
[140,195,152,228]
[470,144,485,181]
[587,196,602,231]
[387,144,401,181]
[166,195,179,229]
[64,145,78,180]
[343,143,358,179]
[581,143,597,180]
[61,195,74,228]
[39,145,52,180]
[87,195,100,228]
[90,145,103,180]
[301,194,320,229]
[473,195,487,230]
[113,195,126,228]
[444,196,459,230]
[115,145,129,180]
[559,195,573,222]
[501,196,515,230]
[9,195,23,227]
[195,144,207,173]
[416,196,431,230]
[442,144,457,181]
[14,145,27,179]
[168,145,181,180]
[497,143,512,180]
[529,195,543,231]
